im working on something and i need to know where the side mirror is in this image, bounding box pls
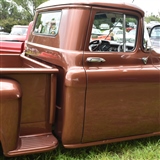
[149,25,160,37]
[149,25,160,49]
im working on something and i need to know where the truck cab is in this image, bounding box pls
[0,0,160,157]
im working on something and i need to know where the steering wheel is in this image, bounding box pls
[89,40,110,51]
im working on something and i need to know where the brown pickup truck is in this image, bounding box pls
[0,0,160,157]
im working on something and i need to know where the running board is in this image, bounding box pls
[7,133,58,157]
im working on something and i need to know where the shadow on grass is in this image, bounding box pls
[0,136,159,160]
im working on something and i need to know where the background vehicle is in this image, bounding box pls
[10,25,28,36]
[0,0,160,157]
[0,32,9,35]
[113,30,124,41]
[0,25,28,42]
[0,23,32,54]
[149,25,160,51]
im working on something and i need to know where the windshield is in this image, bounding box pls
[10,27,28,35]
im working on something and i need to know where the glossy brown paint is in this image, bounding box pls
[0,0,160,157]
[82,7,160,142]
[31,1,159,146]
[0,54,58,156]
[27,7,91,144]
[0,79,21,153]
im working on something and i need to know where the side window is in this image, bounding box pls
[89,11,138,52]
[34,11,61,36]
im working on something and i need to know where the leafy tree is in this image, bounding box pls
[0,0,47,32]
[0,0,23,32]
[145,14,160,23]
[13,0,48,17]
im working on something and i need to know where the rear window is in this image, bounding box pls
[34,11,61,36]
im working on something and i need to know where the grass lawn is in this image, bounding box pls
[0,136,159,160]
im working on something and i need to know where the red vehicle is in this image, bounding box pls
[0,0,160,157]
[0,25,28,42]
[0,22,33,54]
[0,41,24,54]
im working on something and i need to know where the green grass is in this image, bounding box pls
[0,136,159,160]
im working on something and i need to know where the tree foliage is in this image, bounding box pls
[144,13,160,23]
[0,0,47,32]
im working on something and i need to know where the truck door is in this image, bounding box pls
[82,9,160,143]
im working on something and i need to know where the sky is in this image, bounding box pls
[116,0,160,15]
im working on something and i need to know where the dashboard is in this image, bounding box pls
[89,40,134,52]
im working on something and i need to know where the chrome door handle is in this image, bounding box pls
[86,57,106,63]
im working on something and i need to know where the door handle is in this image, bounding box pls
[86,57,106,63]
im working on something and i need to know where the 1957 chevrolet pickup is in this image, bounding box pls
[0,0,160,157]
